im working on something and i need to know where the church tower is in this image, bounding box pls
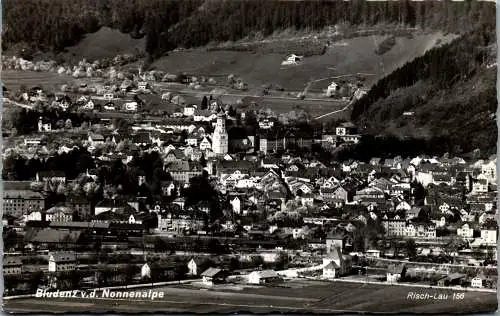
[212,113,228,155]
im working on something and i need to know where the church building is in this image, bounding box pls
[212,113,228,155]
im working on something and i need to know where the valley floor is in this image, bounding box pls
[4,279,497,314]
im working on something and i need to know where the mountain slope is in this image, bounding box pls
[2,0,495,59]
[150,32,455,91]
[64,27,146,61]
[351,24,497,155]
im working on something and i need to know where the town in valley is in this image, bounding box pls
[1,0,497,313]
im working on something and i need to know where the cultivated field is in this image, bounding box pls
[151,32,457,92]
[4,280,496,314]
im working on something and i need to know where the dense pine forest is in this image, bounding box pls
[351,23,497,156]
[3,0,496,58]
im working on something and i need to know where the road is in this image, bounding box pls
[314,100,353,120]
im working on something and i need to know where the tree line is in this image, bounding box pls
[3,0,495,59]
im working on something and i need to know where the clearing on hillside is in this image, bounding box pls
[151,32,457,92]
[64,27,146,61]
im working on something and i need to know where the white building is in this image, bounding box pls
[325,81,338,97]
[322,261,340,279]
[45,207,73,222]
[471,276,484,288]
[125,101,138,111]
[199,137,212,151]
[4,257,22,275]
[432,216,446,228]
[38,117,52,132]
[26,210,43,222]
[141,263,151,279]
[184,105,196,116]
[481,159,496,184]
[281,54,303,65]
[48,252,76,273]
[480,228,497,245]
[387,264,406,283]
[365,249,381,258]
[247,270,281,284]
[472,174,489,193]
[457,223,474,238]
[187,258,201,276]
[230,197,241,214]
[200,268,226,286]
[211,114,228,155]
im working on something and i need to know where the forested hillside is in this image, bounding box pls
[351,23,497,155]
[3,0,495,58]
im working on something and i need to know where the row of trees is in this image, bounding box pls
[3,147,95,181]
[9,107,98,135]
[335,135,456,162]
[3,0,495,58]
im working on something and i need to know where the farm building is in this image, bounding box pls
[386,264,406,283]
[281,54,303,65]
[201,268,227,286]
[247,270,282,285]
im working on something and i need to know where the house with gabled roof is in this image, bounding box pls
[88,133,105,146]
[322,245,352,278]
[187,257,205,276]
[247,269,282,285]
[323,260,341,279]
[387,264,406,282]
[48,251,76,272]
[201,268,228,286]
[406,207,422,220]
[164,148,185,163]
[471,272,486,288]
[199,136,212,151]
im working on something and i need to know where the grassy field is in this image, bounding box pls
[152,32,456,92]
[4,280,496,313]
[2,70,75,91]
[237,96,348,118]
[64,27,146,61]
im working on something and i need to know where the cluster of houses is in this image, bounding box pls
[386,263,495,289]
[3,76,498,293]
[5,101,498,248]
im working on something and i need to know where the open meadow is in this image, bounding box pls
[4,280,496,314]
[151,32,456,92]
[2,71,74,91]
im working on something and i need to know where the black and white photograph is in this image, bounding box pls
[1,0,498,313]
